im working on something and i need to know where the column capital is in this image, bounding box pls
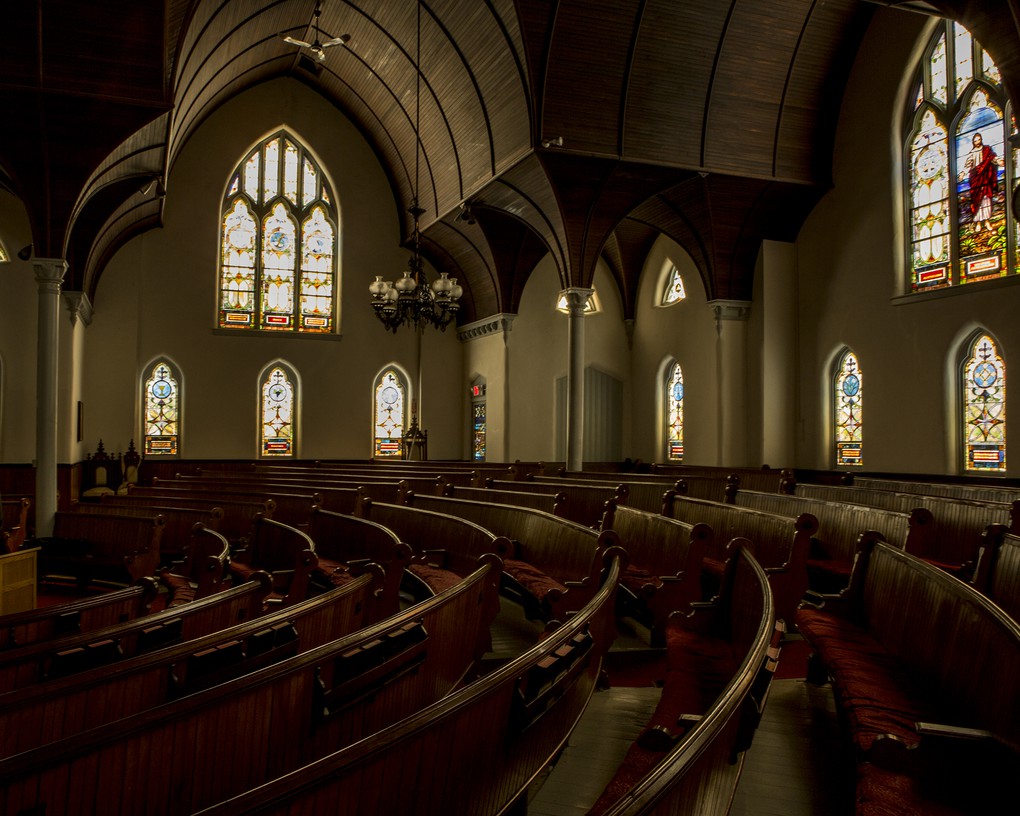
[457,313,516,343]
[708,299,752,321]
[33,258,68,293]
[559,287,594,318]
[63,290,94,327]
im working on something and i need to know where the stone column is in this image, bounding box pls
[562,288,593,472]
[34,259,68,537]
[710,299,752,467]
[761,241,797,466]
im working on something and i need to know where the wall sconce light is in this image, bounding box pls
[541,136,564,148]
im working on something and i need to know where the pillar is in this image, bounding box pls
[34,258,68,537]
[562,288,593,472]
[710,299,752,467]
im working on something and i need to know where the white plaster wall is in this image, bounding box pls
[630,235,721,465]
[81,78,462,461]
[463,329,509,461]
[797,9,1020,476]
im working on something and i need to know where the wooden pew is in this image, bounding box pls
[0,558,500,814]
[732,489,926,591]
[487,477,624,527]
[532,474,679,515]
[35,511,166,587]
[651,464,795,495]
[0,498,30,553]
[117,489,272,548]
[158,523,233,606]
[0,579,158,650]
[796,539,1020,814]
[191,548,625,816]
[600,501,712,644]
[0,571,271,693]
[229,516,318,607]
[444,483,565,515]
[177,471,367,513]
[971,528,1020,623]
[405,493,614,623]
[853,475,1020,504]
[589,545,780,815]
[151,476,320,527]
[660,494,817,625]
[795,482,1019,576]
[0,566,385,758]
[73,500,221,567]
[306,506,411,618]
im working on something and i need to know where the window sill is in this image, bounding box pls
[211,327,343,341]
[891,273,1020,306]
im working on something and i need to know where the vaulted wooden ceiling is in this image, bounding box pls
[2,0,1016,324]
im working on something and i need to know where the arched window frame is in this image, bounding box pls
[960,330,1006,472]
[373,365,411,458]
[258,360,299,458]
[219,130,339,334]
[664,360,684,462]
[905,20,1016,293]
[470,376,486,462]
[833,348,863,467]
[141,357,183,457]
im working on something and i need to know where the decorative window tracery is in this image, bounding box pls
[220,131,337,332]
[260,363,298,457]
[962,333,1006,472]
[143,360,181,457]
[662,265,686,305]
[374,368,408,458]
[665,361,684,462]
[834,350,863,467]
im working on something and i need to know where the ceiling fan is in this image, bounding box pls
[281,0,350,62]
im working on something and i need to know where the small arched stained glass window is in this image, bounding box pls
[834,350,863,467]
[963,333,1006,472]
[143,360,181,457]
[374,369,407,458]
[662,265,686,305]
[665,362,684,462]
[260,364,297,457]
[220,130,337,333]
[471,378,486,462]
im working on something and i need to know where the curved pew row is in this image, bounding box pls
[486,477,623,527]
[113,490,273,549]
[404,493,616,622]
[0,558,501,815]
[149,477,322,527]
[195,548,626,816]
[189,467,459,501]
[0,567,385,759]
[655,495,817,627]
[0,558,271,693]
[853,475,1020,504]
[795,481,1020,576]
[796,540,1020,815]
[530,474,681,515]
[972,529,1020,622]
[591,545,779,816]
[0,578,158,650]
[732,489,925,591]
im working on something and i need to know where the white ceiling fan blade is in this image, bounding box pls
[282,34,313,48]
[322,33,351,48]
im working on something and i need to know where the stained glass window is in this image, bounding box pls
[260,363,297,457]
[471,378,486,461]
[834,350,862,467]
[665,362,683,462]
[220,131,337,333]
[907,22,1015,292]
[662,265,686,305]
[374,368,407,458]
[143,360,180,457]
[963,333,1006,472]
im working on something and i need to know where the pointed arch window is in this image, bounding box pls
[834,350,863,467]
[260,363,298,458]
[661,265,687,305]
[665,362,684,462]
[471,377,486,462]
[142,359,181,457]
[962,333,1006,472]
[219,131,337,333]
[374,368,408,458]
[906,21,1016,292]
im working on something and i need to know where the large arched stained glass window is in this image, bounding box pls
[260,363,298,457]
[142,359,181,457]
[907,21,1015,292]
[962,333,1006,472]
[220,131,337,333]
[834,350,862,467]
[665,361,684,462]
[374,368,408,458]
